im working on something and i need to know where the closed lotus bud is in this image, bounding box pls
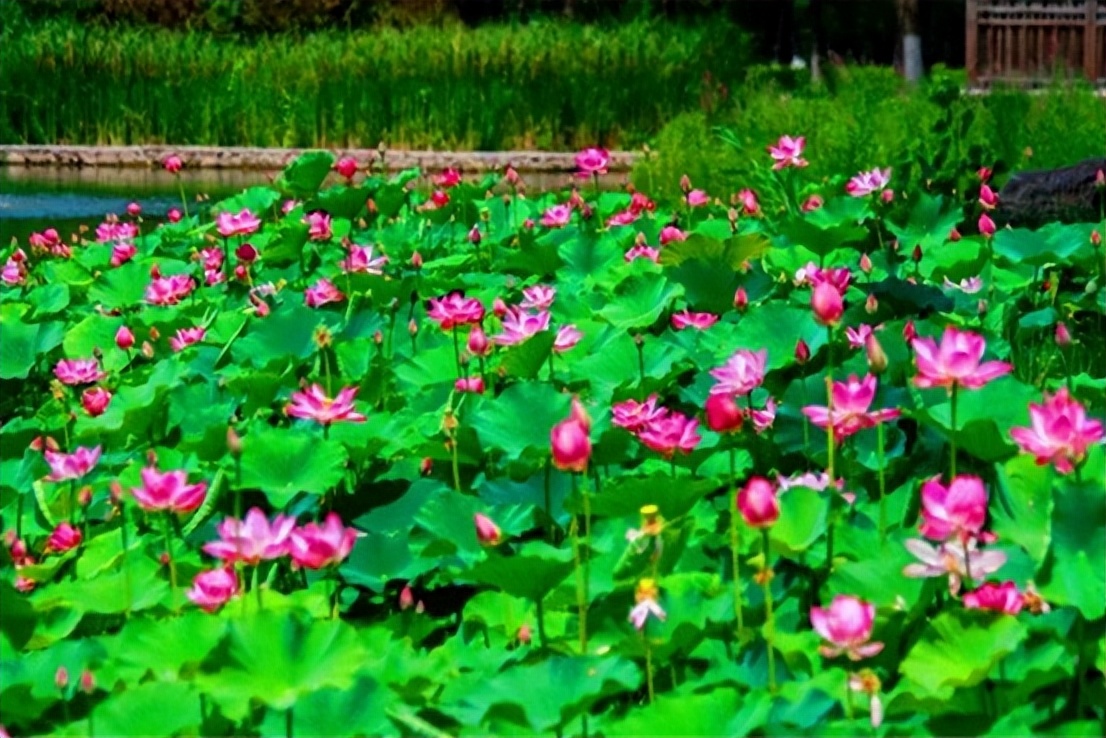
[141,341,155,358]
[373,330,383,345]
[1055,322,1072,347]
[949,227,961,242]
[911,244,923,263]
[409,251,423,269]
[978,213,996,237]
[468,225,481,244]
[1097,169,1105,189]
[467,325,490,357]
[865,334,888,374]
[551,405,591,473]
[167,208,182,223]
[705,393,743,433]
[811,282,844,326]
[517,623,532,644]
[78,486,92,507]
[115,325,135,350]
[55,666,69,690]
[127,202,141,217]
[903,320,918,343]
[234,264,248,281]
[1092,230,1102,247]
[227,426,243,457]
[865,293,879,314]
[795,338,811,364]
[679,174,692,193]
[523,218,535,229]
[408,319,418,336]
[859,253,872,274]
[737,477,779,528]
[880,189,894,203]
[978,299,988,316]
[493,297,508,318]
[235,243,258,263]
[733,287,748,312]
[79,669,95,694]
[419,457,433,476]
[399,585,415,611]
[474,513,502,546]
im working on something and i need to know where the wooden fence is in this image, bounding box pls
[967,1,1106,87]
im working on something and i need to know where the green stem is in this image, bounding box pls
[450,429,461,494]
[644,634,655,704]
[544,460,554,541]
[877,421,887,545]
[728,448,745,637]
[950,384,959,479]
[330,573,340,620]
[119,505,133,618]
[286,707,294,738]
[536,596,548,648]
[254,565,263,611]
[322,348,332,397]
[452,326,462,379]
[761,528,777,693]
[161,513,178,609]
[636,336,646,398]
[177,176,189,220]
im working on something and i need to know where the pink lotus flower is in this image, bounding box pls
[912,327,1012,390]
[812,282,844,326]
[638,411,701,457]
[81,387,112,416]
[540,204,573,228]
[494,308,550,346]
[1055,322,1072,347]
[710,349,767,397]
[304,211,332,241]
[520,285,556,310]
[187,567,239,612]
[629,191,655,213]
[575,147,610,176]
[167,208,182,223]
[1010,388,1104,474]
[943,276,984,294]
[216,209,261,238]
[659,226,687,245]
[748,397,778,434]
[428,293,485,330]
[2,256,24,285]
[202,507,296,565]
[169,326,205,352]
[778,471,854,504]
[304,278,345,308]
[671,310,719,331]
[612,395,666,433]
[903,538,1006,595]
[163,155,182,173]
[435,168,462,188]
[454,376,486,394]
[131,466,208,514]
[44,446,101,482]
[802,374,900,442]
[289,513,359,569]
[978,184,999,210]
[629,593,667,631]
[978,213,996,237]
[200,247,223,272]
[467,325,491,357]
[625,245,660,263]
[55,358,106,386]
[339,244,387,274]
[110,242,137,267]
[145,274,196,305]
[96,221,139,244]
[474,513,502,546]
[737,476,779,527]
[335,156,358,180]
[551,399,591,473]
[115,326,135,350]
[687,189,710,207]
[846,168,892,197]
[705,393,743,433]
[286,384,366,426]
[811,595,884,660]
[801,195,824,212]
[553,324,583,354]
[607,209,640,227]
[795,263,852,292]
[963,580,1023,614]
[738,189,760,215]
[768,135,808,170]
[845,324,874,349]
[45,522,82,554]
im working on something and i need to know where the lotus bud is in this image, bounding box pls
[1055,322,1072,347]
[79,669,95,694]
[419,457,433,476]
[78,486,92,507]
[467,325,490,357]
[978,299,988,316]
[373,330,383,345]
[55,666,69,690]
[115,325,135,350]
[795,338,811,364]
[949,227,961,242]
[474,513,502,546]
[517,623,532,644]
[679,174,692,193]
[705,393,743,433]
[492,297,508,318]
[227,426,242,457]
[408,319,418,337]
[903,320,917,343]
[1096,169,1105,190]
[880,189,894,203]
[978,213,996,237]
[141,341,155,359]
[550,404,591,473]
[733,287,748,312]
[865,293,879,314]
[399,585,415,611]
[811,282,844,326]
[127,202,141,217]
[911,244,923,263]
[1092,230,1102,247]
[859,253,872,274]
[865,334,888,375]
[737,477,779,528]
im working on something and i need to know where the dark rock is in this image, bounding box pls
[996,157,1106,229]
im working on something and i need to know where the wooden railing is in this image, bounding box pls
[967,1,1106,87]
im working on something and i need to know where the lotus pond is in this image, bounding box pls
[0,147,1104,737]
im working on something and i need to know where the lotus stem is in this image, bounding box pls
[161,513,178,609]
[761,528,777,693]
[877,421,887,545]
[949,384,958,479]
[177,176,189,220]
[728,447,745,637]
[644,633,655,704]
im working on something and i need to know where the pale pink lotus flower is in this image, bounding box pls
[289,513,359,569]
[339,244,387,274]
[1010,387,1105,474]
[520,285,556,310]
[1,256,25,285]
[169,326,205,352]
[748,397,778,433]
[902,538,1006,595]
[110,242,137,267]
[204,268,225,287]
[553,324,583,354]
[45,522,82,554]
[802,374,901,442]
[286,384,366,426]
[493,308,550,346]
[659,226,687,245]
[540,204,573,228]
[794,262,852,292]
[638,411,701,457]
[811,595,884,660]
[942,276,983,294]
[216,209,261,238]
[334,156,358,180]
[738,189,760,215]
[768,135,808,170]
[629,596,667,631]
[801,195,824,212]
[163,154,183,173]
[131,466,208,514]
[202,507,296,565]
[187,568,239,613]
[812,282,844,326]
[145,274,196,305]
[454,376,486,394]
[607,209,640,227]
[963,580,1023,614]
[474,513,502,546]
[978,184,999,210]
[671,310,719,331]
[435,167,462,188]
[304,211,332,241]
[737,476,779,527]
[96,221,139,244]
[777,471,855,505]
[978,213,996,237]
[710,349,767,397]
[44,446,101,482]
[612,395,666,433]
[281,199,300,214]
[81,387,112,416]
[845,168,892,198]
[427,293,485,330]
[575,147,610,176]
[54,358,106,386]
[845,324,875,349]
[919,474,989,542]
[912,327,1012,390]
[304,278,345,308]
[687,189,710,207]
[625,245,660,263]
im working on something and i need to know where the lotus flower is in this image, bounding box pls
[493,308,550,346]
[625,245,660,263]
[428,293,485,330]
[454,376,485,394]
[1010,388,1104,474]
[846,168,892,197]
[738,189,760,215]
[96,221,138,244]
[629,578,666,630]
[553,324,583,354]
[81,387,112,416]
[110,242,137,267]
[286,384,366,426]
[979,184,999,210]
[215,209,261,238]
[540,204,573,229]
[551,399,591,473]
[575,147,610,176]
[2,255,25,285]
[903,538,1006,595]
[202,508,296,565]
[795,263,852,292]
[44,446,101,482]
[145,274,196,305]
[748,397,778,434]
[607,209,639,227]
[778,471,854,504]
[334,156,358,180]
[187,568,239,612]
[768,135,808,170]
[131,466,208,514]
[611,395,666,433]
[520,285,556,310]
[802,374,900,441]
[671,310,719,331]
[705,393,743,433]
[710,349,767,397]
[687,189,710,207]
[845,324,875,349]
[54,358,105,386]
[435,168,462,188]
[288,513,359,569]
[169,326,205,352]
[304,211,332,241]
[811,595,884,660]
[339,244,387,274]
[963,581,1023,614]
[474,513,502,546]
[918,475,989,542]
[737,476,779,527]
[801,195,824,212]
[304,278,345,308]
[45,522,82,554]
[912,327,1012,390]
[638,411,701,457]
[659,226,687,245]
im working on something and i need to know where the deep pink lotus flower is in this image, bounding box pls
[435,168,462,188]
[912,327,1012,390]
[963,581,1023,614]
[304,278,345,308]
[687,189,710,207]
[629,191,655,214]
[169,326,205,352]
[748,397,778,434]
[625,245,660,263]
[737,476,779,527]
[44,446,101,482]
[202,507,296,565]
[638,411,701,457]
[738,189,760,215]
[978,184,999,210]
[110,242,137,267]
[494,308,550,346]
[659,226,687,245]
[46,522,82,554]
[340,244,387,275]
[163,155,183,173]
[795,262,852,292]
[287,514,360,570]
[81,387,112,416]
[710,349,767,397]
[811,595,884,660]
[903,538,1006,595]
[474,513,502,546]
[167,208,182,223]
[768,135,808,170]
[671,310,719,331]
[978,213,996,237]
[540,204,573,228]
[335,156,358,180]
[551,400,592,473]
[131,466,208,514]
[55,358,106,386]
[846,168,891,197]
[801,195,824,212]
[304,211,332,241]
[607,209,640,228]
[575,147,610,176]
[553,324,583,354]
[286,384,366,426]
[1010,388,1104,474]
[612,395,666,433]
[216,209,261,238]
[187,567,239,613]
[428,293,485,330]
[705,393,743,433]
[145,274,196,305]
[802,374,901,441]
[845,324,875,349]
[812,282,844,326]
[520,285,556,310]
[454,376,485,394]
